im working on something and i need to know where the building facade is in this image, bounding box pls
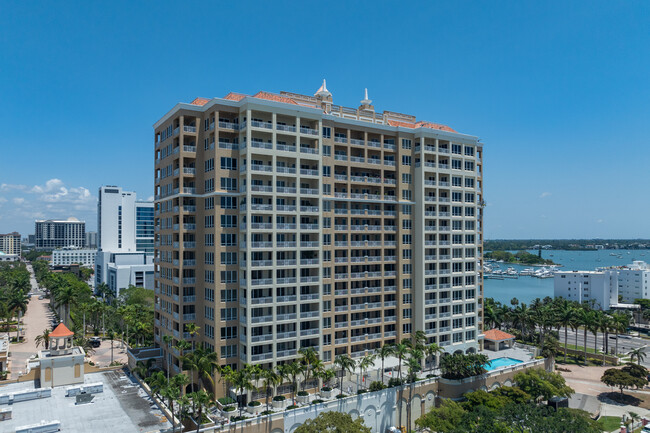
[0,232,21,256]
[615,261,650,303]
[554,270,615,309]
[34,218,85,250]
[85,231,98,249]
[95,186,154,294]
[51,247,97,267]
[136,202,155,254]
[153,84,484,382]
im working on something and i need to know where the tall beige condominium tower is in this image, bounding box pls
[153,82,484,391]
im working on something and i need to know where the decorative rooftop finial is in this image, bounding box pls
[315,79,331,98]
[361,88,372,106]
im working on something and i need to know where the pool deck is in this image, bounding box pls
[484,346,536,362]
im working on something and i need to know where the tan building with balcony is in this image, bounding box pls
[153,82,484,394]
[0,232,21,256]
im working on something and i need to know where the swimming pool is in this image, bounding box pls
[484,357,523,371]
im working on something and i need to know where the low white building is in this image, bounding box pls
[615,261,650,303]
[0,252,19,262]
[95,251,153,297]
[554,270,617,309]
[554,261,650,308]
[51,247,97,267]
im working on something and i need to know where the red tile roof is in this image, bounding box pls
[50,323,74,338]
[483,329,515,342]
[387,119,456,133]
[190,97,210,106]
[223,92,247,101]
[253,91,297,105]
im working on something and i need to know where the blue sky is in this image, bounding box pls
[1,1,649,239]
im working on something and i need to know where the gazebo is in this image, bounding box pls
[38,323,85,387]
[483,329,515,351]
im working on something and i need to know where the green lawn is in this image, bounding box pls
[597,416,621,431]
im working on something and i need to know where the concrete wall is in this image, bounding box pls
[39,353,84,387]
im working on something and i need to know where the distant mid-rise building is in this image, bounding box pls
[554,261,650,308]
[52,246,97,267]
[95,186,154,293]
[0,232,21,256]
[85,231,98,249]
[135,202,154,254]
[35,218,85,250]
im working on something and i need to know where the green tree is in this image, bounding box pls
[627,347,647,365]
[513,368,573,402]
[34,328,51,349]
[375,344,394,383]
[294,411,371,433]
[416,399,465,432]
[334,354,355,393]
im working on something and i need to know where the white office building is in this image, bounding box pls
[52,247,97,267]
[555,261,650,308]
[95,186,154,294]
[554,271,616,309]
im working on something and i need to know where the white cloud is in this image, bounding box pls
[539,192,552,198]
[596,219,604,224]
[0,179,97,235]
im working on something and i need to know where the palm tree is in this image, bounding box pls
[186,322,200,350]
[334,354,355,394]
[357,354,376,391]
[146,370,168,399]
[405,349,423,430]
[393,341,410,383]
[299,347,319,391]
[107,329,116,364]
[556,301,575,363]
[613,312,630,356]
[317,368,336,391]
[285,361,304,405]
[192,389,213,433]
[227,366,253,416]
[162,334,173,379]
[54,285,76,327]
[411,330,427,351]
[35,328,51,349]
[577,308,595,365]
[627,348,647,365]
[375,344,394,383]
[589,311,603,362]
[261,369,280,412]
[424,343,443,373]
[161,382,180,433]
[6,289,28,340]
[193,345,220,392]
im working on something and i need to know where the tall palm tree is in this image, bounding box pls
[161,381,180,433]
[162,334,173,379]
[556,301,575,363]
[193,345,220,392]
[54,285,76,326]
[393,341,410,383]
[589,311,603,361]
[334,354,355,394]
[405,349,423,430]
[358,354,376,391]
[411,330,427,351]
[375,344,394,383]
[6,288,29,339]
[285,361,304,405]
[261,369,280,412]
[226,367,253,417]
[186,322,200,350]
[298,347,319,391]
[613,312,630,356]
[577,309,595,365]
[424,343,443,373]
[192,389,213,433]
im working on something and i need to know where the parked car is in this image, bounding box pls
[89,337,101,348]
[38,295,44,300]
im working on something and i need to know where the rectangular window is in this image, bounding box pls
[204,178,214,192]
[401,138,412,149]
[205,234,214,246]
[204,215,214,228]
[220,289,236,302]
[220,252,237,265]
[205,287,215,302]
[220,177,237,191]
[402,189,412,200]
[220,308,237,321]
[401,173,412,184]
[220,157,237,170]
[221,215,237,227]
[220,326,237,340]
[220,197,236,209]
[401,155,411,166]
[204,197,214,210]
[402,220,412,230]
[204,252,214,265]
[322,127,331,138]
[220,233,237,246]
[205,158,214,172]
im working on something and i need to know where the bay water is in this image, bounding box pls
[483,249,650,305]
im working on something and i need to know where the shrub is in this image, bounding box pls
[369,381,385,392]
[426,374,436,378]
[388,378,403,387]
[248,401,261,407]
[261,410,274,415]
[273,395,286,402]
[218,397,236,405]
[357,389,368,395]
[223,406,236,412]
[286,405,298,410]
[230,415,246,422]
[321,386,332,392]
[336,394,345,399]
[311,399,324,404]
[297,391,309,396]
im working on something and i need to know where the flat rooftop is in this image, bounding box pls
[0,369,171,432]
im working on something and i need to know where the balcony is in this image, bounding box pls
[335,321,349,328]
[183,242,196,249]
[276,277,297,284]
[300,311,319,318]
[251,334,273,343]
[251,315,273,324]
[299,126,318,136]
[277,313,297,321]
[276,241,297,248]
[183,295,196,302]
[277,295,297,303]
[183,313,196,321]
[251,278,273,286]
[251,120,273,129]
[335,337,349,345]
[183,126,196,133]
[277,349,297,358]
[300,328,319,336]
[251,353,273,362]
[276,259,297,266]
[276,124,296,132]
[276,331,297,339]
[251,140,273,150]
